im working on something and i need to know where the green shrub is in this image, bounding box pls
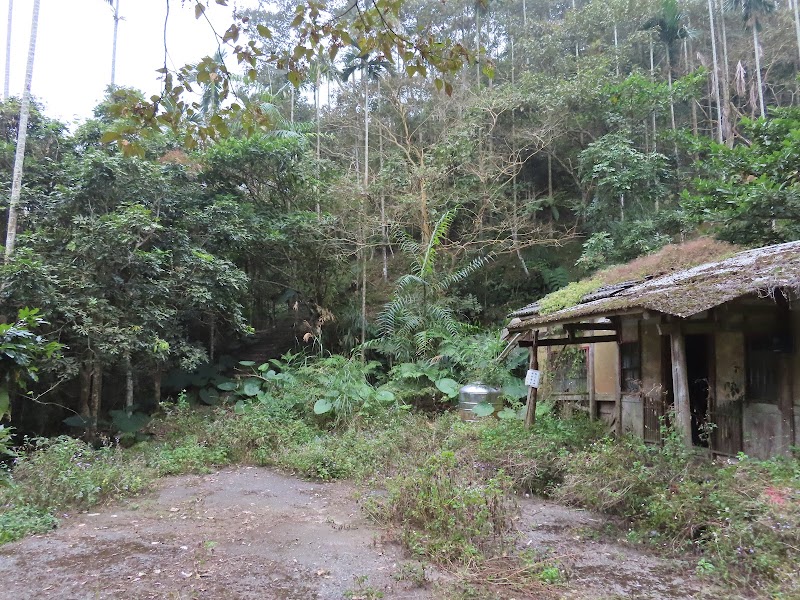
[0,504,58,542]
[151,436,229,475]
[9,436,150,511]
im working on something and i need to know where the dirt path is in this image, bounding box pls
[0,467,732,599]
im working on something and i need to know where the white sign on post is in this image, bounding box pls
[525,369,541,389]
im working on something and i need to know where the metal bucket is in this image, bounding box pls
[458,382,503,421]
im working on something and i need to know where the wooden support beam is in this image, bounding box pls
[563,323,619,332]
[669,332,693,448]
[614,343,622,437]
[528,335,619,347]
[524,331,539,429]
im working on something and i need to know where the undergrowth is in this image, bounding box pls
[0,387,797,597]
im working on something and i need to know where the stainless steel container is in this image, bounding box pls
[458,382,502,421]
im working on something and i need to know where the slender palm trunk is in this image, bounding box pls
[360,67,369,354]
[315,64,321,217]
[792,0,800,62]
[5,0,39,262]
[649,38,657,151]
[752,25,766,117]
[708,0,723,142]
[111,0,120,86]
[475,6,481,89]
[684,34,699,136]
[4,0,12,99]
[613,23,620,77]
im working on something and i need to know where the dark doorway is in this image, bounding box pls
[685,334,711,446]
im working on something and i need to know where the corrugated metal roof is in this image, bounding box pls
[507,241,800,331]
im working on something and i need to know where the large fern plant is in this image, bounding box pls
[366,210,491,362]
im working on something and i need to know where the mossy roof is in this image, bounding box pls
[507,241,800,332]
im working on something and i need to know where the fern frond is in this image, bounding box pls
[434,253,493,293]
[396,273,428,291]
[419,209,456,279]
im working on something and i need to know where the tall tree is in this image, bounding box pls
[727,0,775,117]
[5,0,39,261]
[4,0,11,100]
[644,0,692,138]
[108,0,121,86]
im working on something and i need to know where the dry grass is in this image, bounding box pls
[596,238,740,285]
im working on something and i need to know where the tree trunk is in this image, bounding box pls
[4,0,39,262]
[111,0,120,86]
[378,80,387,281]
[717,0,731,128]
[153,367,162,405]
[4,0,12,99]
[613,22,620,78]
[708,0,724,143]
[89,357,102,439]
[753,25,766,118]
[315,62,321,217]
[209,315,216,362]
[79,361,91,418]
[124,349,133,415]
[649,38,657,151]
[793,0,800,62]
[475,5,481,90]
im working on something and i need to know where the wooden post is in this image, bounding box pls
[524,330,539,428]
[587,344,596,420]
[614,343,622,436]
[669,332,693,447]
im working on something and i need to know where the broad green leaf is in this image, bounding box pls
[199,387,220,405]
[63,415,91,429]
[216,380,237,391]
[109,410,150,433]
[503,380,527,400]
[242,379,261,397]
[313,398,333,414]
[375,389,395,403]
[234,400,248,415]
[100,131,121,143]
[239,360,256,367]
[472,401,496,418]
[435,378,459,398]
[497,407,518,420]
[194,3,205,19]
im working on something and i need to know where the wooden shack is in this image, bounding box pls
[504,241,800,459]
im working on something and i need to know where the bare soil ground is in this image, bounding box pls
[0,466,735,599]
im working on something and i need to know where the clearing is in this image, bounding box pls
[0,466,731,599]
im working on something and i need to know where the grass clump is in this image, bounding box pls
[376,450,517,565]
[0,505,58,543]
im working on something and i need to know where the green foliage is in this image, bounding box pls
[369,210,491,362]
[7,436,150,512]
[683,107,800,245]
[151,436,229,475]
[0,505,57,543]
[0,308,61,417]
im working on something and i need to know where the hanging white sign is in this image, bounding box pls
[525,369,541,389]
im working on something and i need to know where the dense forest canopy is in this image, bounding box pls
[1,0,799,435]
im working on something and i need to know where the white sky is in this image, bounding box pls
[4,0,257,125]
